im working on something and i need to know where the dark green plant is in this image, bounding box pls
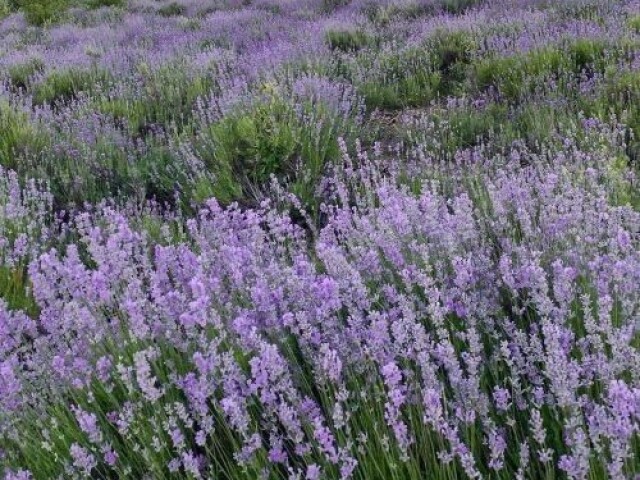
[16,0,69,25]
[157,1,186,17]
[441,0,481,14]
[629,15,640,33]
[0,0,11,19]
[427,29,477,94]
[198,92,348,207]
[32,68,110,106]
[85,0,125,8]
[0,101,46,171]
[358,47,442,110]
[567,38,608,74]
[475,48,564,100]
[326,29,374,52]
[6,58,45,91]
[96,66,214,135]
[321,0,349,13]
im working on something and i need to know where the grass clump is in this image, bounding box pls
[628,14,640,33]
[364,2,436,25]
[15,0,69,25]
[321,0,350,13]
[358,47,441,110]
[157,1,186,17]
[591,71,640,163]
[0,265,38,315]
[427,29,476,94]
[476,47,568,100]
[32,68,110,106]
[0,102,45,172]
[197,90,349,206]
[357,30,477,110]
[97,65,214,135]
[0,0,11,19]
[6,59,45,91]
[326,29,374,52]
[441,0,481,14]
[567,38,609,74]
[85,0,125,7]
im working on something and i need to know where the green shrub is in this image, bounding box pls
[32,68,110,106]
[357,31,477,110]
[197,91,347,206]
[475,47,566,99]
[628,14,640,33]
[364,2,436,25]
[0,265,38,315]
[97,66,214,134]
[0,102,45,171]
[201,100,301,201]
[325,29,374,52]
[567,38,608,74]
[321,0,349,13]
[6,58,45,91]
[85,0,125,8]
[446,104,507,151]
[135,146,189,205]
[441,0,481,14]
[555,0,606,21]
[0,0,11,19]
[358,47,442,110]
[157,1,186,16]
[594,71,640,163]
[475,55,523,98]
[427,29,476,94]
[360,73,441,110]
[511,104,568,150]
[16,0,68,25]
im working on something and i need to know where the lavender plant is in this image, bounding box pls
[0,0,639,479]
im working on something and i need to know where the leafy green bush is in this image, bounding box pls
[475,55,521,97]
[0,0,11,19]
[629,14,640,33]
[358,47,442,110]
[325,29,374,52]
[360,73,441,110]
[475,48,565,100]
[6,58,45,91]
[85,0,125,7]
[357,30,477,110]
[321,0,349,13]
[0,265,38,315]
[441,0,481,14]
[427,29,476,94]
[567,38,608,74]
[365,1,436,25]
[197,91,348,206]
[0,102,45,171]
[32,68,110,106]
[16,0,68,25]
[594,71,640,163]
[157,1,186,17]
[97,66,214,135]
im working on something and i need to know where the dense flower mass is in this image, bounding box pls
[0,0,640,479]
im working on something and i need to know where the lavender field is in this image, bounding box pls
[0,0,639,478]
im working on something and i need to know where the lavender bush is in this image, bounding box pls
[0,0,639,478]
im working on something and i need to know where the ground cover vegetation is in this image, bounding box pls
[0,0,639,478]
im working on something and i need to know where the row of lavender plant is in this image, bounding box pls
[1,0,639,209]
[1,131,638,478]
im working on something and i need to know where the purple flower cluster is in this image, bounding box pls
[1,137,638,478]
